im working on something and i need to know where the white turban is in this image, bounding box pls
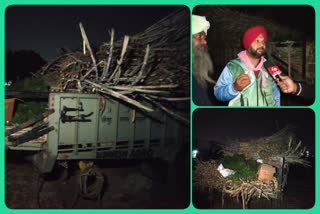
[192,15,210,35]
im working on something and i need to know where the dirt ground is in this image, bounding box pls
[5,153,190,209]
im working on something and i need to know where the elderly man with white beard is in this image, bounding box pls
[192,15,216,105]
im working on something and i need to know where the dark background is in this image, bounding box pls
[227,5,315,39]
[193,5,315,40]
[193,108,315,153]
[5,5,183,82]
[6,5,181,61]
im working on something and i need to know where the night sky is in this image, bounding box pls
[5,5,182,61]
[193,108,315,151]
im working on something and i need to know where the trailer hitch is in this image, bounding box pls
[60,102,93,123]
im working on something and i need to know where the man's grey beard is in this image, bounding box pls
[192,43,215,88]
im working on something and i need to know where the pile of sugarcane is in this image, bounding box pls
[193,126,310,208]
[193,160,225,192]
[223,177,279,208]
[193,160,280,209]
[35,8,190,125]
[220,125,309,166]
[193,159,280,209]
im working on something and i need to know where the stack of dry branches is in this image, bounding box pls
[221,125,307,163]
[35,8,190,125]
[283,138,310,166]
[193,126,310,208]
[223,177,279,208]
[193,160,225,192]
[193,160,280,209]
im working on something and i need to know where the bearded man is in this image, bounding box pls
[192,15,216,105]
[214,25,280,106]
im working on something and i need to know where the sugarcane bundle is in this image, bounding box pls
[193,159,280,209]
[221,125,309,165]
[223,177,279,208]
[35,8,190,125]
[193,160,225,192]
[194,125,310,208]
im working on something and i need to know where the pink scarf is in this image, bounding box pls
[237,50,267,88]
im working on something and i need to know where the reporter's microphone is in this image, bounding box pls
[264,61,282,80]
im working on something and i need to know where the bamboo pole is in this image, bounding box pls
[84,79,154,112]
[100,28,115,80]
[104,85,170,94]
[141,95,189,126]
[79,22,99,81]
[132,44,150,85]
[148,95,190,101]
[81,61,104,80]
[108,35,130,83]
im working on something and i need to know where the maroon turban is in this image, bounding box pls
[242,26,267,49]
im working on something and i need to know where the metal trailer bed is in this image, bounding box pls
[6,93,187,173]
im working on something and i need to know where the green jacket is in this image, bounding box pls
[227,59,277,106]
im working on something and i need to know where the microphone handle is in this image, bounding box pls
[275,74,281,81]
